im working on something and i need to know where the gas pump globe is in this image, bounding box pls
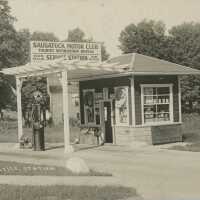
[31,90,46,151]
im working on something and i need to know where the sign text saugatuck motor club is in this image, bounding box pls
[30,41,102,63]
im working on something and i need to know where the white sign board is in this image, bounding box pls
[30,41,102,63]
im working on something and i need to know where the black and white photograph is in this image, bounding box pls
[0,0,200,199]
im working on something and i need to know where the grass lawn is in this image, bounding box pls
[181,113,200,142]
[0,121,18,142]
[169,113,200,152]
[170,142,200,152]
[0,120,80,143]
[0,185,139,200]
[0,160,111,176]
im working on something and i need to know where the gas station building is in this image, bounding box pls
[2,42,200,152]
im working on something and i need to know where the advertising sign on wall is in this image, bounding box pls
[115,86,129,125]
[30,41,102,63]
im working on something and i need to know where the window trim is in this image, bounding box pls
[114,86,130,126]
[140,84,174,125]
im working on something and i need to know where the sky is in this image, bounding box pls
[9,0,200,57]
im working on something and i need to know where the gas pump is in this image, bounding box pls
[31,90,46,151]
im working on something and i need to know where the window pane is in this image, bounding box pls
[144,87,153,95]
[144,96,154,104]
[157,104,169,113]
[144,105,156,113]
[156,113,170,121]
[157,95,170,104]
[157,87,169,95]
[144,105,156,123]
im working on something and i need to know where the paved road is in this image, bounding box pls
[0,143,200,200]
[77,145,200,200]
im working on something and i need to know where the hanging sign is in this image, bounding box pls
[30,41,102,63]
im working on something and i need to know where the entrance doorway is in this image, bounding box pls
[103,101,113,143]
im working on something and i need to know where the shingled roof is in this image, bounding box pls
[106,53,200,75]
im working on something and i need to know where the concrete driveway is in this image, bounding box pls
[0,143,200,200]
[75,145,200,200]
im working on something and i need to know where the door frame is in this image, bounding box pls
[99,99,114,144]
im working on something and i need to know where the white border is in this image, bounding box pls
[140,84,174,126]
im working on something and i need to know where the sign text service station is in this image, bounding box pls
[31,41,102,63]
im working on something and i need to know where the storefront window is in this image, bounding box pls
[141,84,173,124]
[83,89,95,124]
[114,86,129,125]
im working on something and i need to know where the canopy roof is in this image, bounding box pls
[2,59,126,80]
[2,53,200,80]
[107,53,200,75]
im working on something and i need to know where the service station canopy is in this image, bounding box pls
[3,53,200,80]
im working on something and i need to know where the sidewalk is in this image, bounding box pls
[0,175,120,186]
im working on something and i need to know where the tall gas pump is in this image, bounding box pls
[31,90,46,151]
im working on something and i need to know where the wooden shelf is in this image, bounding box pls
[144,103,169,105]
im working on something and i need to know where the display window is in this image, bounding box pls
[141,84,173,125]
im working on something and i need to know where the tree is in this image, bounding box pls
[31,31,59,42]
[168,22,200,68]
[119,20,167,59]
[16,29,31,64]
[168,23,200,112]
[101,43,109,61]
[66,27,110,61]
[0,0,23,111]
[0,1,29,69]
[67,28,85,42]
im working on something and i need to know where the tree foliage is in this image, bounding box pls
[168,23,200,112]
[0,0,59,111]
[0,0,21,110]
[119,20,167,59]
[66,27,109,61]
[0,1,28,69]
[31,31,59,42]
[67,27,85,42]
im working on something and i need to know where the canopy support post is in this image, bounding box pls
[16,77,23,145]
[131,75,136,126]
[61,70,74,153]
[178,76,182,123]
